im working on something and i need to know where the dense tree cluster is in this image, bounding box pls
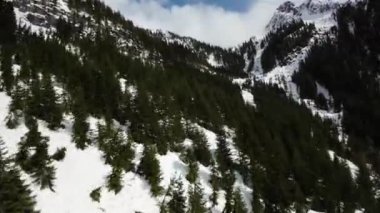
[293,0,380,178]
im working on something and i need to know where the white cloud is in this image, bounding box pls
[103,0,304,47]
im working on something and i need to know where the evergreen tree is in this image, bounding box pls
[138,145,162,196]
[252,191,264,213]
[106,167,123,194]
[222,171,235,213]
[0,47,14,93]
[6,83,25,129]
[97,123,134,172]
[25,79,42,121]
[216,135,233,173]
[356,165,376,211]
[187,127,212,166]
[167,178,186,213]
[209,163,220,207]
[51,147,66,161]
[0,138,36,212]
[40,74,62,129]
[185,150,199,184]
[232,189,248,213]
[90,187,101,202]
[15,118,56,191]
[187,182,207,213]
[71,87,90,149]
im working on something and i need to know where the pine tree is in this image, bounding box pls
[0,138,36,212]
[209,163,220,207]
[25,79,42,121]
[106,167,123,194]
[185,150,199,184]
[97,123,134,172]
[187,127,211,166]
[167,115,185,152]
[138,145,162,196]
[0,47,14,94]
[40,74,62,129]
[356,165,376,211]
[15,118,56,191]
[252,191,264,213]
[222,170,235,213]
[187,182,207,213]
[6,83,25,129]
[167,178,186,213]
[90,187,102,202]
[232,189,248,213]
[72,87,90,149]
[51,147,66,161]
[216,135,233,173]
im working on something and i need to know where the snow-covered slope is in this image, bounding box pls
[0,88,253,212]
[240,0,362,141]
[1,0,372,212]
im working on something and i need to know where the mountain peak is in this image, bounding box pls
[266,0,357,32]
[276,1,301,15]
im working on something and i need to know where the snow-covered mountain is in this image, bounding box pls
[1,0,379,212]
[239,0,365,138]
[266,0,356,32]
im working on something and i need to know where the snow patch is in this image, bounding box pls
[127,85,138,99]
[207,54,223,68]
[241,90,256,107]
[232,78,248,87]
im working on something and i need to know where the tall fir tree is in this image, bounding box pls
[0,47,14,93]
[167,178,186,213]
[71,87,90,149]
[40,74,62,129]
[187,182,207,213]
[209,163,220,207]
[138,145,162,196]
[0,138,36,212]
[216,135,233,173]
[232,189,248,213]
[185,149,199,184]
[15,118,56,191]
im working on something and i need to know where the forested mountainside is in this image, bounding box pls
[1,0,380,212]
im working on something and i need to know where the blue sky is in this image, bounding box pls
[162,0,253,12]
[104,0,301,47]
